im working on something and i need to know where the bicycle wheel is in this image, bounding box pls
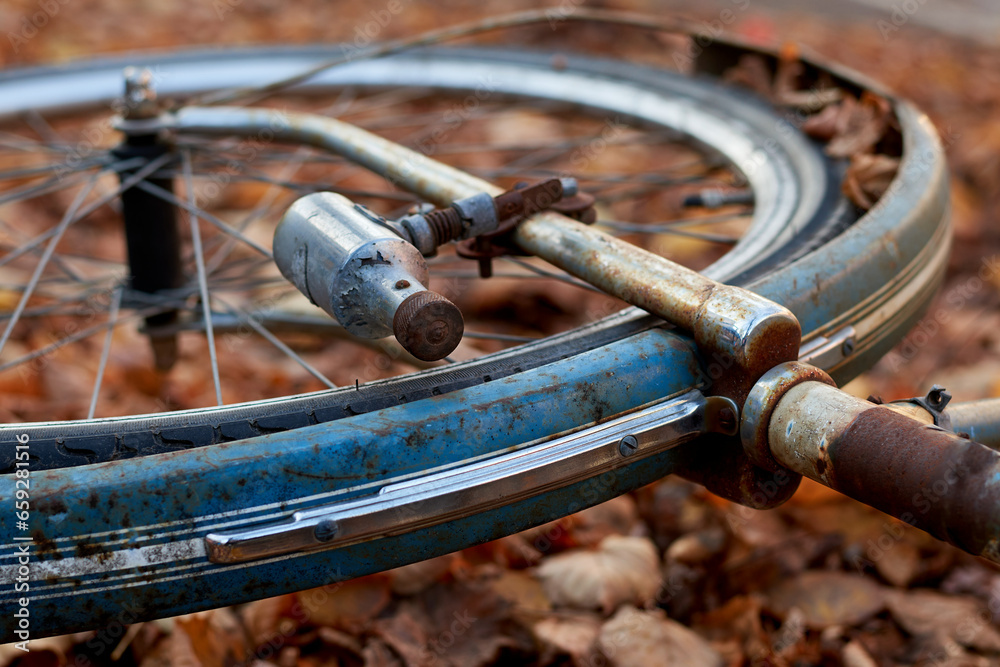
[0,31,947,638]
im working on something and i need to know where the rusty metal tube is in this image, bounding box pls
[769,382,1000,562]
[512,211,801,399]
[168,107,801,399]
[947,399,1000,449]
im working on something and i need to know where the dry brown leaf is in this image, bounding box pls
[885,589,1000,653]
[535,535,661,613]
[317,625,364,657]
[803,102,846,142]
[460,532,544,568]
[723,54,774,98]
[565,495,641,548]
[766,571,886,629]
[698,595,770,661]
[516,517,580,559]
[873,540,922,588]
[299,575,391,633]
[727,504,790,549]
[371,601,431,667]
[489,569,552,615]
[240,595,297,649]
[417,579,532,667]
[596,605,723,667]
[387,554,456,596]
[171,609,249,667]
[531,613,602,665]
[634,478,702,545]
[361,637,405,667]
[825,92,893,158]
[665,527,728,565]
[0,633,78,667]
[842,640,879,667]
[843,153,901,209]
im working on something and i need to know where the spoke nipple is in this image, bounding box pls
[618,434,638,457]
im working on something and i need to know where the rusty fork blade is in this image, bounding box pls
[204,391,738,564]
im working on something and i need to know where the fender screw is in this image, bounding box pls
[314,519,339,543]
[618,435,638,457]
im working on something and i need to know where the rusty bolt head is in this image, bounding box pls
[393,290,464,362]
[395,279,411,289]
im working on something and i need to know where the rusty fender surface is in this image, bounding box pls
[770,382,1000,562]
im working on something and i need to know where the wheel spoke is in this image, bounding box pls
[500,256,605,293]
[0,129,73,154]
[203,146,312,276]
[215,295,338,389]
[177,150,417,204]
[0,158,109,181]
[182,148,223,406]
[22,109,64,147]
[463,330,539,343]
[87,283,123,419]
[132,178,273,259]
[0,283,122,319]
[1,153,168,273]
[0,217,86,283]
[0,173,102,358]
[0,302,173,374]
[0,165,102,207]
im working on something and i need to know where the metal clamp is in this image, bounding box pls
[205,390,737,564]
[890,384,952,430]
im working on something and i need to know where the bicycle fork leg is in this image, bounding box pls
[747,367,1000,563]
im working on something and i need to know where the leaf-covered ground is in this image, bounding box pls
[2,1,1000,666]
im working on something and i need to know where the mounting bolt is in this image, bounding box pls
[841,338,856,356]
[618,434,638,457]
[313,519,339,543]
[717,406,737,433]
